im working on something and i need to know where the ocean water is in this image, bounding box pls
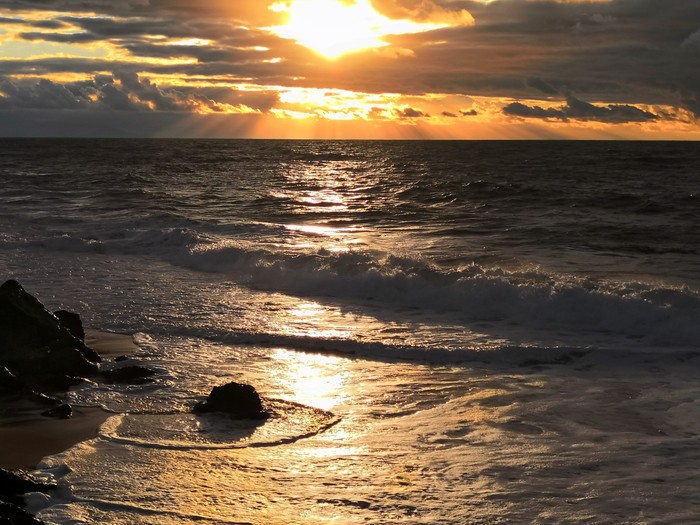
[1,139,699,524]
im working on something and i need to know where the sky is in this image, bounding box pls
[0,0,699,139]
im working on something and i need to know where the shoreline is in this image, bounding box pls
[0,330,137,471]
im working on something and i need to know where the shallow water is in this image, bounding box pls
[1,139,699,523]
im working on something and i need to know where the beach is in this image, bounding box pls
[0,331,138,471]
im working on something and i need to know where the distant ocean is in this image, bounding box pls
[1,139,699,524]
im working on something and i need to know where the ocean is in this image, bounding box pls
[1,139,699,524]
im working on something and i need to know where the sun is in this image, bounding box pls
[269,0,446,59]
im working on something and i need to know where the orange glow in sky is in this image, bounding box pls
[0,2,698,139]
[269,0,445,59]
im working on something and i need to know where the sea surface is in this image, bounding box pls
[1,139,699,524]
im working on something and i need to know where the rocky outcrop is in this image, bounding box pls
[193,382,269,420]
[0,366,62,409]
[54,309,85,342]
[0,469,53,525]
[0,501,45,525]
[0,469,56,507]
[0,366,23,395]
[0,280,100,389]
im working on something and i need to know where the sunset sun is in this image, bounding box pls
[270,0,446,59]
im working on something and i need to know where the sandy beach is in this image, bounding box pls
[0,331,138,470]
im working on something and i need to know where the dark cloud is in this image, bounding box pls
[526,77,559,96]
[19,31,99,44]
[504,102,564,120]
[459,109,478,117]
[0,71,269,113]
[504,94,660,123]
[367,0,700,105]
[2,0,148,13]
[442,111,457,117]
[0,78,88,110]
[0,16,66,29]
[683,29,700,49]
[397,107,429,118]
[682,96,700,118]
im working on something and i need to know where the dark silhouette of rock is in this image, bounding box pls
[41,403,72,419]
[0,501,45,525]
[0,366,62,409]
[0,469,56,507]
[193,382,268,420]
[101,366,155,384]
[0,280,100,387]
[53,310,85,342]
[0,367,23,395]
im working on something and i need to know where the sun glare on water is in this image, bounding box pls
[270,0,446,59]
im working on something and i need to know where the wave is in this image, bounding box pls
[145,325,699,371]
[10,225,700,349]
[179,242,700,348]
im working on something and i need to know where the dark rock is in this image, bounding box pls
[0,468,56,507]
[41,403,72,419]
[31,375,88,391]
[53,310,85,342]
[0,280,100,387]
[26,391,63,408]
[101,366,155,385]
[0,367,23,395]
[114,355,130,362]
[0,366,62,407]
[0,501,45,525]
[193,382,268,420]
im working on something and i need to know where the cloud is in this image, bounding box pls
[526,77,560,96]
[1,0,699,136]
[396,106,429,118]
[459,109,477,116]
[3,0,148,13]
[504,94,660,123]
[682,96,700,118]
[504,102,562,120]
[371,0,474,26]
[0,71,263,114]
[19,31,100,43]
[682,28,700,49]
[0,78,88,109]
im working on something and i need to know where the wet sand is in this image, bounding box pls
[0,331,138,470]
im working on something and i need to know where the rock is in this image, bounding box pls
[0,469,56,507]
[0,280,100,387]
[0,366,62,408]
[0,367,23,395]
[53,310,85,342]
[101,366,155,384]
[41,403,72,419]
[0,501,45,525]
[193,382,268,420]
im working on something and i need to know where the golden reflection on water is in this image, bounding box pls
[281,301,353,340]
[283,223,366,251]
[269,348,350,411]
[279,159,383,253]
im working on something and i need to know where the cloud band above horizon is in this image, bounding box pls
[0,0,698,139]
